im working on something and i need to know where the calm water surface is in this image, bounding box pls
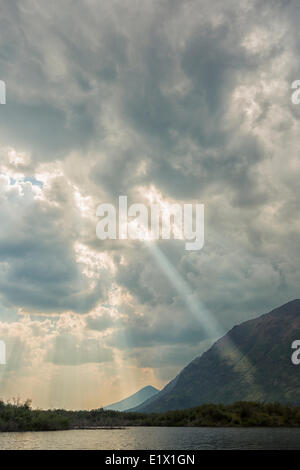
[0,427,299,450]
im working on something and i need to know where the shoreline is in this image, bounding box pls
[1,424,300,433]
[1,401,300,432]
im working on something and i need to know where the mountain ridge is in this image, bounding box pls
[130,299,300,412]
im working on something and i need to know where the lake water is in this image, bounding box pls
[0,427,300,450]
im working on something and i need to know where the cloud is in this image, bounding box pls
[0,171,109,315]
[85,310,115,332]
[46,332,113,366]
[0,0,299,408]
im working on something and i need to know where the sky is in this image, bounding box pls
[0,0,299,410]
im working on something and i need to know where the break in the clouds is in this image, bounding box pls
[0,0,299,409]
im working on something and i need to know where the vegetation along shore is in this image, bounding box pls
[0,400,300,432]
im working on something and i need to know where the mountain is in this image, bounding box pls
[104,385,159,411]
[130,300,300,413]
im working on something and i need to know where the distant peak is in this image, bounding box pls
[140,385,159,392]
[104,384,159,411]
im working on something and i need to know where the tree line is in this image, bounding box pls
[0,399,300,431]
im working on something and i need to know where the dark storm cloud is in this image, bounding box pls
[124,341,214,369]
[0,178,106,314]
[0,101,95,159]
[108,321,211,349]
[0,0,128,161]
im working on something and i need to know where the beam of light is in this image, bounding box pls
[146,242,263,394]
[147,242,223,339]
[104,315,141,409]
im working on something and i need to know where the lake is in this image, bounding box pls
[0,427,300,450]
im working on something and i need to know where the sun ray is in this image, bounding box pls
[146,242,262,394]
